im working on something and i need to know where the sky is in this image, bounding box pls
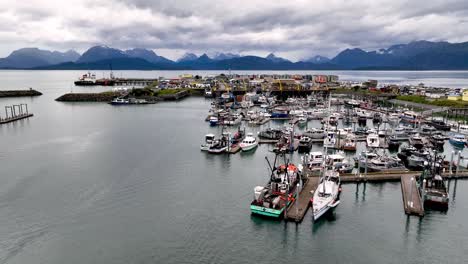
[1,0,468,61]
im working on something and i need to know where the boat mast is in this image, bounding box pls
[322,93,332,193]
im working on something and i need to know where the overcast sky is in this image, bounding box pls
[1,0,468,61]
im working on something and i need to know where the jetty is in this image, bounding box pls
[286,175,319,222]
[0,104,33,124]
[56,92,119,102]
[401,174,424,216]
[0,89,42,98]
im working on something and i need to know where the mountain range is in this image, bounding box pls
[2,40,468,70]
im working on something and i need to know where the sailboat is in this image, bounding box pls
[312,169,341,221]
[311,94,342,222]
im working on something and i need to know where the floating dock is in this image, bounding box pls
[286,175,319,222]
[401,174,424,216]
[0,104,33,124]
[0,113,33,124]
[228,145,241,154]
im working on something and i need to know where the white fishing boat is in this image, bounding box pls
[302,151,324,172]
[298,113,307,125]
[366,133,380,148]
[342,134,356,151]
[312,169,341,221]
[200,134,216,151]
[240,133,258,151]
[304,128,325,139]
[323,131,337,148]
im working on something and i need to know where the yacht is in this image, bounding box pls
[342,134,356,151]
[366,133,380,148]
[449,134,466,148]
[240,133,258,152]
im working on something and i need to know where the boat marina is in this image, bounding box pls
[192,73,468,224]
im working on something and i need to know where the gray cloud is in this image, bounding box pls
[1,0,468,60]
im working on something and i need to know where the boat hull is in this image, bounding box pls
[250,205,284,218]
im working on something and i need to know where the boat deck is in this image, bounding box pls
[401,174,425,216]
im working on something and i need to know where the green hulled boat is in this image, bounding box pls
[250,156,301,218]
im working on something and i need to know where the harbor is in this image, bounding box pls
[0,104,33,124]
[2,70,468,264]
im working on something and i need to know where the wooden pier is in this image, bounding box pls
[286,175,319,222]
[401,174,424,216]
[0,104,33,124]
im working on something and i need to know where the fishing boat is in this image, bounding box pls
[409,134,424,150]
[366,133,380,148]
[270,107,289,119]
[400,111,420,124]
[449,134,466,148]
[429,133,445,149]
[387,113,400,123]
[297,113,308,126]
[303,151,324,172]
[342,134,356,151]
[345,99,360,107]
[208,132,230,154]
[327,153,353,173]
[407,155,427,170]
[312,169,341,221]
[200,134,216,151]
[258,128,283,140]
[303,128,325,139]
[392,127,410,141]
[109,98,130,105]
[388,135,401,150]
[298,136,313,153]
[420,125,437,136]
[355,127,369,135]
[423,175,449,210]
[240,133,258,152]
[372,113,382,123]
[250,157,301,218]
[363,156,406,173]
[223,114,242,126]
[427,120,451,131]
[204,88,213,98]
[323,131,337,149]
[209,116,219,126]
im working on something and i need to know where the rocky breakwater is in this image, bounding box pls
[0,89,42,98]
[56,92,119,102]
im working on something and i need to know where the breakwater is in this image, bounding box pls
[0,89,42,98]
[56,92,120,102]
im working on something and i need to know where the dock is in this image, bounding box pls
[1,104,33,124]
[228,144,241,154]
[401,174,424,216]
[286,175,319,222]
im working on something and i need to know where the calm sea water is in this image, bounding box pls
[1,70,468,264]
